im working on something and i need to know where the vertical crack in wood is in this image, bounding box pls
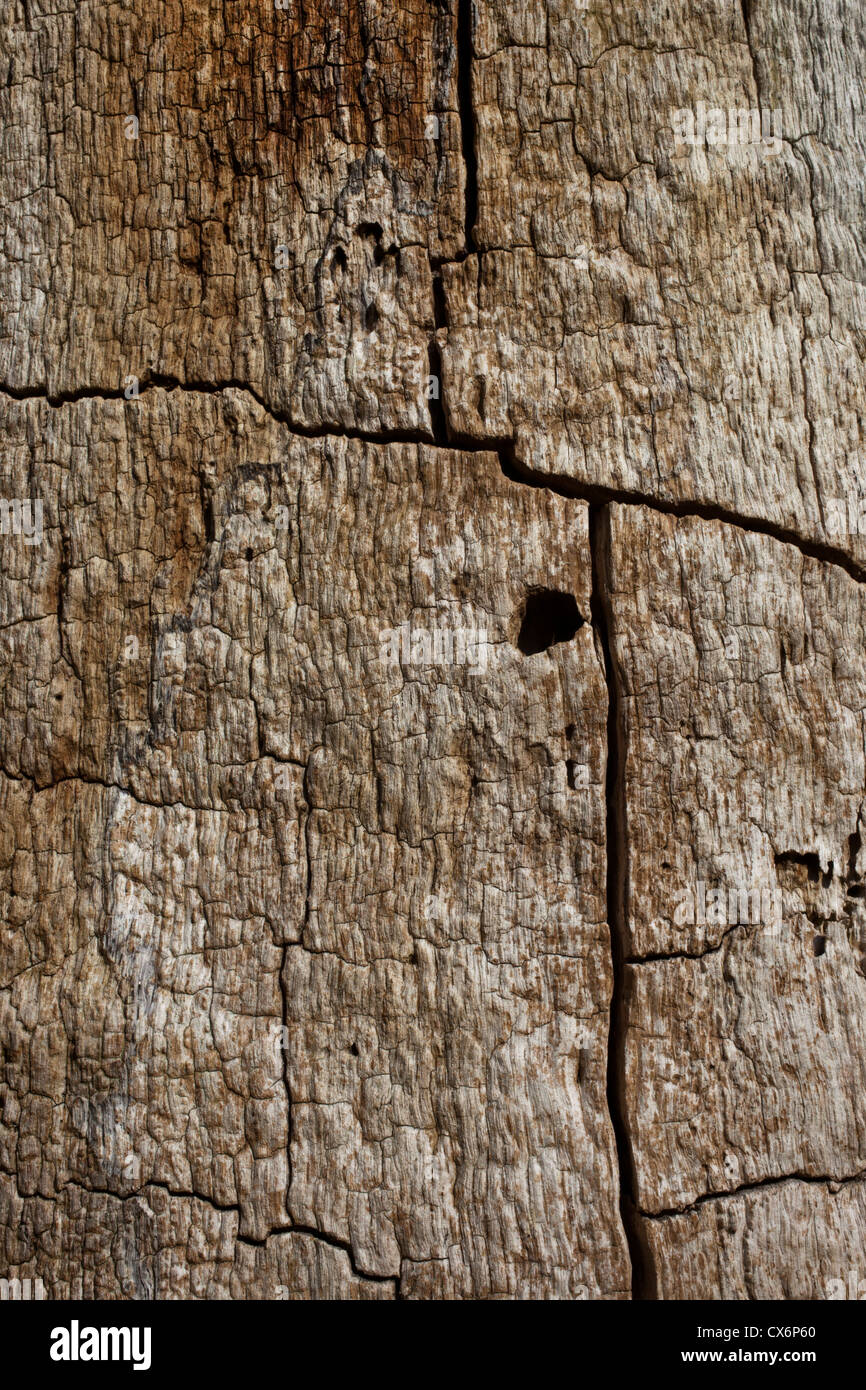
[457,0,478,255]
[589,504,658,1300]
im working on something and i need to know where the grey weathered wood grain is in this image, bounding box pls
[1,0,864,1300]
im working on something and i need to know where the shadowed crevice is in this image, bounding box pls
[456,0,478,256]
[589,504,658,1301]
[516,588,584,655]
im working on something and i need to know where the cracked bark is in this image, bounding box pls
[1,0,864,1301]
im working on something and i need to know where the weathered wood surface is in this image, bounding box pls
[442,0,866,563]
[0,0,863,1299]
[603,507,866,1284]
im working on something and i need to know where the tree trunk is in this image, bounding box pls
[0,0,864,1300]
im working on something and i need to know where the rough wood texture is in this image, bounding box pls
[442,0,866,564]
[0,0,864,1300]
[646,1178,866,1301]
[1,0,464,428]
[603,507,866,1246]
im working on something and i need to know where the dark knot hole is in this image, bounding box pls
[517,589,584,656]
